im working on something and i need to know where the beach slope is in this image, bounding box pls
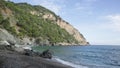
[0,50,72,68]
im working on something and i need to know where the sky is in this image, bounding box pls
[10,0,120,45]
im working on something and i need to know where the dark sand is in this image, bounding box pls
[0,50,73,68]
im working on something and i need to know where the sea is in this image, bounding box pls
[32,45,120,68]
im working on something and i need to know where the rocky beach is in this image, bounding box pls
[0,44,73,68]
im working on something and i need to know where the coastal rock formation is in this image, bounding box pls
[0,0,89,46]
[0,28,24,45]
[56,18,87,45]
[0,28,16,44]
[40,49,52,59]
[0,40,10,46]
[24,49,52,59]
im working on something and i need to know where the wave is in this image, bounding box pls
[52,57,88,68]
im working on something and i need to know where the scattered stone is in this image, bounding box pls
[23,49,40,57]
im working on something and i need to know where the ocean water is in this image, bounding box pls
[32,45,120,68]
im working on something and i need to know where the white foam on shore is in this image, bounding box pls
[52,57,88,68]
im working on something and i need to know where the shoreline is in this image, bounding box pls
[52,57,88,68]
[0,50,73,68]
[0,41,87,68]
[0,44,73,68]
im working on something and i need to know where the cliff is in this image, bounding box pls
[0,0,89,45]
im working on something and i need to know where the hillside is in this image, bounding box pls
[0,0,89,45]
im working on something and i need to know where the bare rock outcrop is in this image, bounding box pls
[43,13,56,21]
[0,28,16,44]
[42,13,89,45]
[56,18,88,45]
[44,14,89,45]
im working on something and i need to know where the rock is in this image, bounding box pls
[24,49,34,56]
[56,18,88,45]
[21,37,33,45]
[14,47,25,53]
[43,13,56,21]
[40,49,52,59]
[0,29,16,44]
[0,40,10,46]
[23,46,32,50]
[0,42,14,51]
[23,49,41,57]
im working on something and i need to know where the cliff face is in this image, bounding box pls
[0,0,89,45]
[34,12,89,45]
[56,19,87,45]
[42,13,88,45]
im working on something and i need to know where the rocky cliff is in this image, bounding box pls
[0,0,89,45]
[56,18,88,45]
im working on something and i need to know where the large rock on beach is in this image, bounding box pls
[40,49,52,59]
[23,49,52,59]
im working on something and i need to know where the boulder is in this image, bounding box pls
[24,49,34,56]
[40,49,52,59]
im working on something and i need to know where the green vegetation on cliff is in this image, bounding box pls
[0,0,78,44]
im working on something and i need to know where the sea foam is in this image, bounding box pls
[52,57,88,68]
